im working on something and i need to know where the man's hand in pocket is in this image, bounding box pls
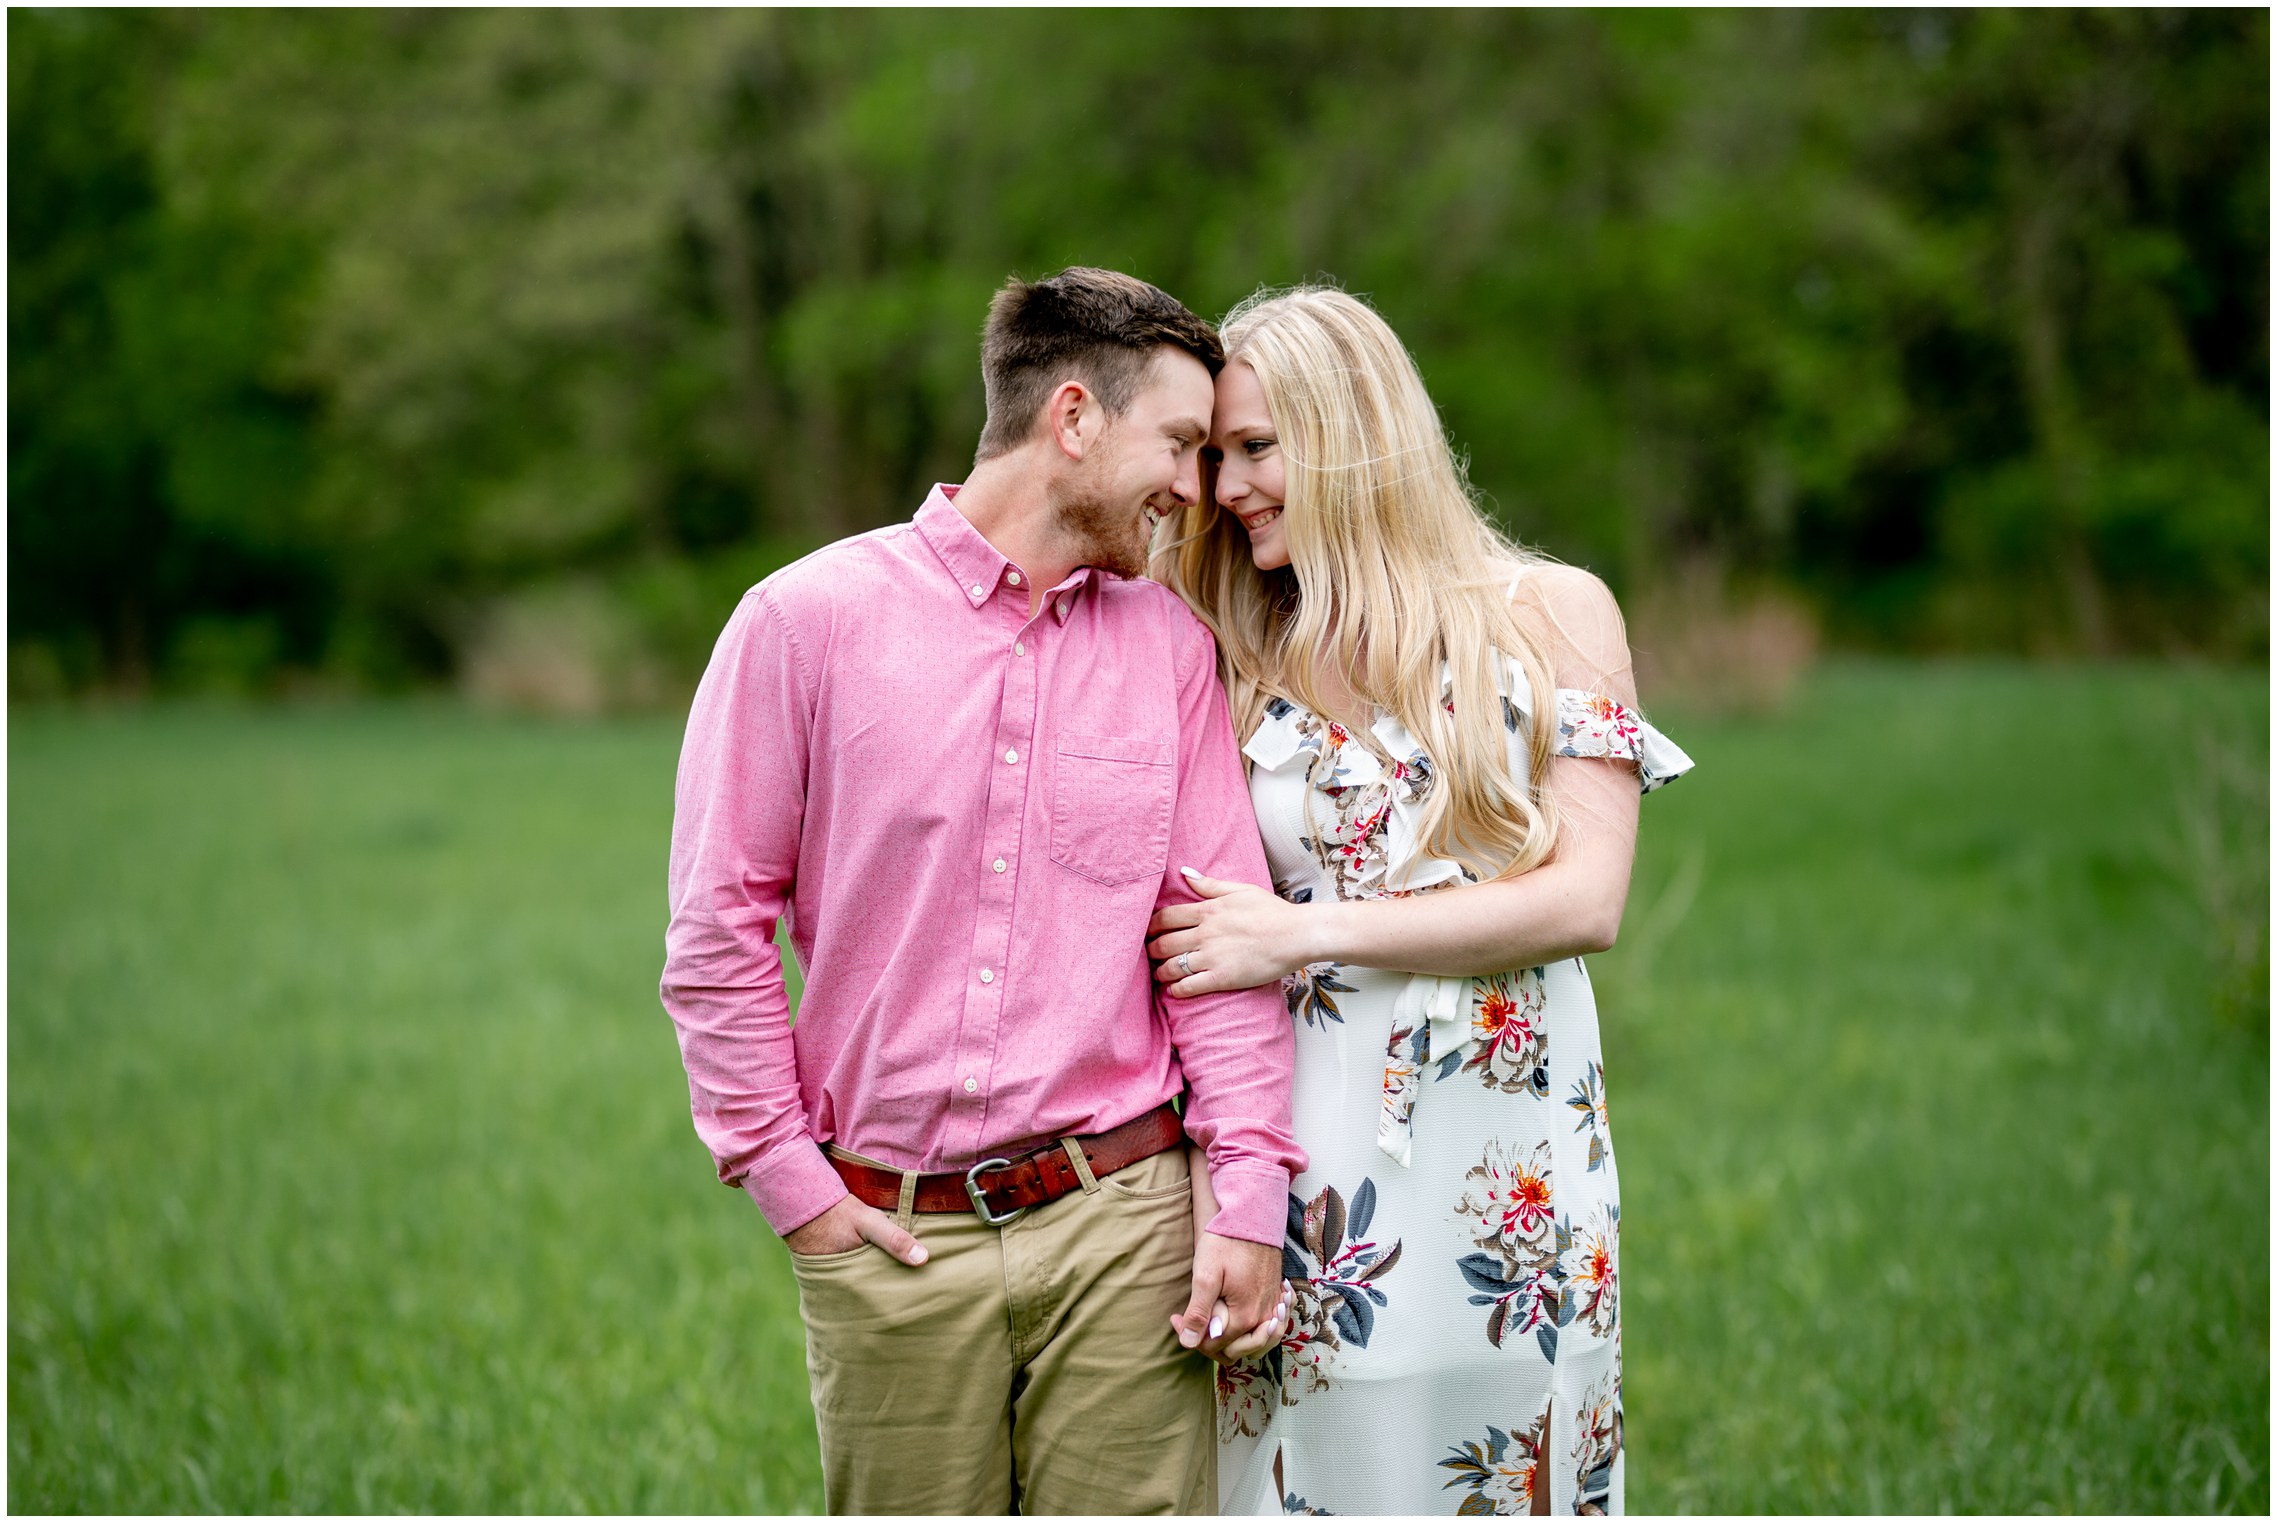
[778,1193,929,1264]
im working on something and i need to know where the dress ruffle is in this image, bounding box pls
[1241,655,1694,1165]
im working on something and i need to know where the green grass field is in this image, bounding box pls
[9,661,2268,1512]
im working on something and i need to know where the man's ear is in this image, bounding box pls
[1044,380,1102,462]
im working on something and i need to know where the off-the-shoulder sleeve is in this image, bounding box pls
[1547,687,1695,793]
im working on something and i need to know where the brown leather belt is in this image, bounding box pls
[827,1101,1186,1225]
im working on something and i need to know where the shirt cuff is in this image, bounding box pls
[738,1140,850,1236]
[1201,1160,1293,1248]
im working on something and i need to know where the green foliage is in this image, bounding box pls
[8,11,2268,693]
[8,665,2266,1509]
[9,10,326,690]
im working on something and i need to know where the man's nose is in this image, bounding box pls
[1171,455,1201,507]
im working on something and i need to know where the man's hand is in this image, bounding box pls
[1172,1231,1290,1365]
[779,1193,929,1266]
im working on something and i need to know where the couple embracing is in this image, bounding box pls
[660,268,1691,1516]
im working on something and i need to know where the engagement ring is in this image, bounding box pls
[1178,952,1195,977]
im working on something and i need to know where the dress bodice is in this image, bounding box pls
[1241,656,1693,1165]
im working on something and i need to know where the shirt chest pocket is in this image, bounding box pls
[1049,733,1175,888]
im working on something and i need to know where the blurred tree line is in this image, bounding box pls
[10,8,2267,704]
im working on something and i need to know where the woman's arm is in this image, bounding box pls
[1314,749,1636,971]
[1148,567,1644,990]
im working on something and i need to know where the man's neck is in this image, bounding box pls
[951,454,1080,615]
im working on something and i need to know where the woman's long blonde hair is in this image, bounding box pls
[1153,285,1563,880]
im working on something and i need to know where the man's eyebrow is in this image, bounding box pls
[1167,415,1209,439]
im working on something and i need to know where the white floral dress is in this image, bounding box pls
[1216,657,1692,1517]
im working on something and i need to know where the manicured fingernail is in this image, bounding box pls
[1208,1313,1226,1337]
[1180,866,1198,879]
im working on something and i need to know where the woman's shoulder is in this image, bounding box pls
[1499,560,1630,694]
[1503,560,1622,626]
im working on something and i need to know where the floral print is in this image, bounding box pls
[1554,689,1644,763]
[1551,690,1689,793]
[1280,707,1446,903]
[1449,1144,1618,1363]
[1275,701,1366,793]
[1439,1405,1553,1515]
[1568,1375,1623,1514]
[1221,670,1683,1515]
[1562,1204,1620,1342]
[1376,1021,1429,1157]
[1459,1139,1558,1265]
[1456,1139,1580,1358]
[1437,967,1551,1095]
[1566,1061,1609,1172]
[1219,1176,1404,1442]
[1285,962,1357,1028]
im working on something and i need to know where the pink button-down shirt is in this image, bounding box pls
[661,485,1304,1246]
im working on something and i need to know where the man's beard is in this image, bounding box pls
[1054,482,1152,581]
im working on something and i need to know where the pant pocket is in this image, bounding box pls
[1097,1145,1194,1202]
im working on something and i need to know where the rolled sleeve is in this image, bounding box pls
[660,588,847,1236]
[739,1137,851,1235]
[1155,621,1308,1246]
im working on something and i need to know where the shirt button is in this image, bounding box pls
[979,968,995,984]
[1013,642,1025,656]
[1057,599,1068,616]
[993,858,1007,873]
[1007,570,1022,586]
[1004,748,1019,764]
[971,584,985,598]
[963,1077,978,1094]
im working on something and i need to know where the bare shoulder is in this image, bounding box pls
[1507,562,1625,638]
[1504,561,1634,696]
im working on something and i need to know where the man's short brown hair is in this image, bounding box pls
[975,268,1224,462]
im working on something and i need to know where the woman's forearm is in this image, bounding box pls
[1151,762,1641,998]
[1300,857,1628,978]
[1295,753,1643,979]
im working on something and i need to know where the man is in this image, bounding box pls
[660,267,1303,1514]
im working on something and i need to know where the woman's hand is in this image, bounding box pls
[1147,868,1316,997]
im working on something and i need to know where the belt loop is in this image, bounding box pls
[1061,1138,1101,1194]
[895,1169,919,1229]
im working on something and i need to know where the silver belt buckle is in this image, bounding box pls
[964,1157,1027,1227]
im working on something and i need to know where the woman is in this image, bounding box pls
[1149,287,1692,1516]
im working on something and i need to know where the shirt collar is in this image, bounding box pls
[914,483,1095,619]
[916,484,1011,609]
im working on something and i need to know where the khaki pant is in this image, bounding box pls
[786,1146,1215,1515]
